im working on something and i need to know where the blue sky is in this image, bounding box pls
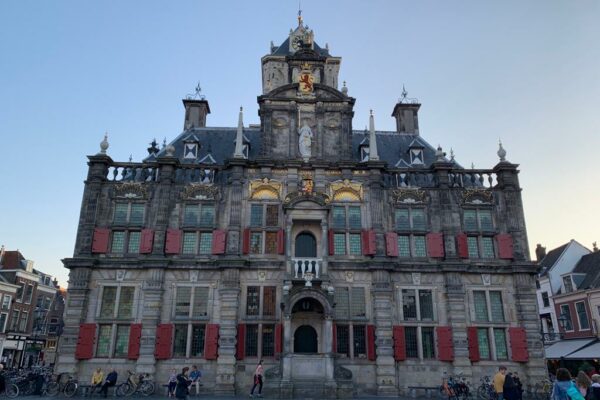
[1,1,599,285]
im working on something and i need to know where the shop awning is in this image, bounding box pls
[544,339,596,359]
[565,341,600,359]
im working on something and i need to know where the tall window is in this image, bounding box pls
[173,286,209,319]
[182,202,215,255]
[173,324,206,358]
[249,204,280,254]
[541,292,550,308]
[2,295,12,311]
[244,286,277,359]
[403,326,435,359]
[394,208,427,258]
[331,205,362,255]
[576,302,590,330]
[463,208,495,258]
[472,289,508,360]
[560,304,573,331]
[24,284,34,304]
[171,286,210,358]
[477,327,508,361]
[0,312,8,333]
[334,286,369,359]
[563,276,574,293]
[399,287,436,359]
[245,286,277,318]
[473,290,504,322]
[110,230,142,254]
[96,324,131,358]
[96,286,136,357]
[401,289,434,321]
[99,286,136,319]
[113,202,145,225]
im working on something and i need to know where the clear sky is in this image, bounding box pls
[1,0,599,285]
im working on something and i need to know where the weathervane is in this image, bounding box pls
[398,84,419,104]
[186,82,205,100]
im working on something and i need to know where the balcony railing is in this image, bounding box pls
[541,332,562,344]
[292,258,321,285]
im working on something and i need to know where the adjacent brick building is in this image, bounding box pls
[57,16,545,397]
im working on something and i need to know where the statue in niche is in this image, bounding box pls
[298,121,313,160]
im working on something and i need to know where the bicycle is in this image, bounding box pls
[476,376,496,400]
[45,373,79,397]
[0,380,19,398]
[116,371,155,397]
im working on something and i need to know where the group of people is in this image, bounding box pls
[493,366,524,400]
[90,368,118,398]
[167,365,202,399]
[551,368,600,400]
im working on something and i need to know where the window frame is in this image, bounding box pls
[172,323,207,358]
[96,285,138,321]
[541,292,550,308]
[248,203,281,255]
[560,304,574,331]
[462,207,497,259]
[244,323,276,359]
[112,201,146,226]
[398,287,437,322]
[334,286,368,321]
[334,323,369,359]
[575,301,590,331]
[471,289,505,323]
[244,286,278,320]
[331,204,363,256]
[110,230,142,255]
[95,323,133,359]
[171,285,211,321]
[181,231,214,256]
[182,202,216,228]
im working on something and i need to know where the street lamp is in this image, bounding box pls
[558,313,569,333]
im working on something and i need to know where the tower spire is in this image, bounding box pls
[369,110,379,161]
[234,107,245,158]
[298,2,303,27]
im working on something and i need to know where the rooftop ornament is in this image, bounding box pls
[497,139,507,162]
[398,85,419,105]
[99,132,109,155]
[186,82,205,100]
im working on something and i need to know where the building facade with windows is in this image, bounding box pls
[58,16,545,397]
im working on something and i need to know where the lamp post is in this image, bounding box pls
[557,313,569,338]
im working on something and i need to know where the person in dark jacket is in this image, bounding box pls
[503,373,519,400]
[512,372,524,400]
[100,369,118,398]
[590,374,600,400]
[175,367,190,400]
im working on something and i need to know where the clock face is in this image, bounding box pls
[292,36,303,50]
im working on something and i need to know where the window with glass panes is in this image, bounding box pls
[576,302,590,330]
[182,232,213,255]
[95,324,130,358]
[405,327,418,358]
[262,325,275,357]
[173,286,209,320]
[99,286,135,319]
[246,286,277,318]
[395,208,427,258]
[113,202,145,225]
[244,322,277,359]
[110,231,141,254]
[173,323,206,358]
[334,287,368,359]
[476,327,508,360]
[335,325,350,356]
[472,290,504,323]
[401,289,434,321]
[464,208,496,259]
[421,327,435,359]
[563,276,574,293]
[477,328,491,359]
[353,325,366,356]
[331,205,362,255]
[245,324,259,357]
[249,204,280,254]
[494,329,508,359]
[463,209,494,232]
[183,203,215,227]
[334,287,366,320]
[560,304,573,330]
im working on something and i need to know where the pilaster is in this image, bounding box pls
[215,268,241,395]
[372,270,397,396]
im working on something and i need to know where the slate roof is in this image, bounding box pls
[147,127,450,168]
[538,243,569,277]
[0,250,25,270]
[271,38,330,57]
[572,252,600,290]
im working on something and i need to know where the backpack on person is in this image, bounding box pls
[566,382,586,400]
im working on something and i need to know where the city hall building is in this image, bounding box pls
[58,16,545,397]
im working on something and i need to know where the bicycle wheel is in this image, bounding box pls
[140,381,155,397]
[64,382,78,398]
[45,381,60,397]
[5,383,19,398]
[116,383,130,397]
[477,385,489,400]
[24,380,35,395]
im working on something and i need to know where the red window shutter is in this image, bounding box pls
[496,234,514,259]
[75,323,96,360]
[385,232,399,257]
[277,229,285,255]
[332,324,337,353]
[91,228,110,254]
[140,229,154,254]
[242,228,250,255]
[328,229,335,256]
[467,326,480,362]
[236,324,246,360]
[393,325,406,361]
[165,229,182,254]
[204,323,219,360]
[211,229,227,255]
[426,233,445,258]
[275,323,283,354]
[456,233,469,258]
[509,327,529,362]
[361,230,376,256]
[128,323,142,360]
[436,326,454,361]
[367,324,376,361]
[154,323,173,360]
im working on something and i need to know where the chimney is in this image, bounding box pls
[392,102,420,135]
[535,244,547,261]
[183,99,211,130]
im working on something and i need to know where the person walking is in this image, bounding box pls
[189,365,202,396]
[577,371,592,399]
[503,373,519,400]
[175,367,191,400]
[100,369,118,398]
[493,366,507,400]
[90,368,104,395]
[167,369,177,398]
[249,360,264,398]
[551,368,584,400]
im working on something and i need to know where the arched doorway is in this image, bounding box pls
[294,325,318,353]
[295,232,316,257]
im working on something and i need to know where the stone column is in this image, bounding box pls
[321,220,329,275]
[215,269,241,395]
[227,162,245,254]
[136,268,165,375]
[372,270,397,396]
[444,272,470,376]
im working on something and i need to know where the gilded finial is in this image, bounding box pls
[297,5,303,27]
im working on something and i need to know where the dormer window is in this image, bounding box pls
[563,275,574,293]
[184,142,198,159]
[360,146,370,162]
[410,149,424,165]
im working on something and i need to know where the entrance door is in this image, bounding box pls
[294,325,318,353]
[295,232,317,257]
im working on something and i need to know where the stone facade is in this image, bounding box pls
[58,17,545,397]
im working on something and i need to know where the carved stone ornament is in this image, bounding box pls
[412,272,421,285]
[114,182,148,199]
[190,270,199,282]
[249,178,282,200]
[116,270,126,282]
[481,274,491,286]
[283,191,330,208]
[329,179,363,202]
[391,188,426,204]
[181,183,219,200]
[345,271,354,283]
[462,188,494,205]
[258,270,267,282]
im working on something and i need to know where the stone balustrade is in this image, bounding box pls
[292,258,321,280]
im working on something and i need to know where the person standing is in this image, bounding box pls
[249,360,264,398]
[590,374,600,400]
[100,369,118,398]
[175,367,191,400]
[551,368,578,400]
[577,371,592,398]
[189,365,202,396]
[512,372,524,400]
[90,368,104,395]
[493,366,507,400]
[503,373,519,400]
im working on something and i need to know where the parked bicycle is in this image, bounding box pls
[441,374,472,399]
[476,376,496,400]
[116,371,155,397]
[45,373,78,397]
